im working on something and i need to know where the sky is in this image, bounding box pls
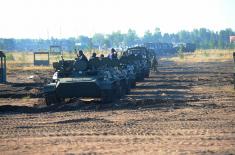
[0,0,234,39]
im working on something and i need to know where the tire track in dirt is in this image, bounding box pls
[0,60,235,154]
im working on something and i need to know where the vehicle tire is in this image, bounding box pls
[126,81,131,94]
[121,84,126,97]
[45,92,61,106]
[140,74,145,81]
[101,90,113,104]
[45,92,55,106]
[131,80,136,88]
[145,70,150,78]
[136,74,142,82]
[115,86,123,99]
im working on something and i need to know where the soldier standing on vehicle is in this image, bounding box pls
[151,55,158,72]
[89,52,98,60]
[99,54,104,60]
[88,52,100,70]
[76,50,88,62]
[108,48,117,59]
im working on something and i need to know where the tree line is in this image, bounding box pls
[0,28,234,52]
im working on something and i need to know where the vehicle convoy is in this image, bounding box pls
[44,47,154,105]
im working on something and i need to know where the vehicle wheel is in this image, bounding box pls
[136,75,142,82]
[45,92,55,105]
[101,90,113,104]
[140,74,145,81]
[57,97,65,104]
[126,82,131,94]
[145,71,150,78]
[45,92,61,106]
[131,80,136,88]
[115,86,123,99]
[121,84,126,97]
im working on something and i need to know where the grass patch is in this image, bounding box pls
[19,53,27,62]
[5,50,111,71]
[192,85,235,93]
[203,51,210,57]
[178,52,184,59]
[6,53,15,61]
[162,49,234,63]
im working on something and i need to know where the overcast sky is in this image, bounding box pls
[0,0,234,39]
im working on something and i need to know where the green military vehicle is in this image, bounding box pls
[44,57,124,105]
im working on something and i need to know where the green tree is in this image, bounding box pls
[78,35,90,49]
[153,27,162,42]
[0,39,5,50]
[162,33,170,43]
[92,33,105,48]
[124,29,138,46]
[108,31,124,47]
[3,39,15,51]
[142,30,153,43]
[209,32,216,49]
[218,30,225,49]
[103,38,111,48]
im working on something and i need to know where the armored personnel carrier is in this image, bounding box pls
[122,46,152,81]
[44,57,123,105]
[174,43,196,53]
[99,57,130,96]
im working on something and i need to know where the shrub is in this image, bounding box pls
[178,52,184,59]
[6,53,15,61]
[204,52,210,57]
[19,53,26,62]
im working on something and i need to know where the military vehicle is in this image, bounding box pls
[119,52,138,86]
[43,46,154,106]
[123,46,152,81]
[144,42,176,56]
[119,62,136,88]
[100,57,130,96]
[44,57,124,105]
[174,43,196,53]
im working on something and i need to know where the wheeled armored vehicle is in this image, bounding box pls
[121,46,152,81]
[44,57,126,105]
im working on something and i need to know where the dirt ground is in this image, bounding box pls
[0,59,235,154]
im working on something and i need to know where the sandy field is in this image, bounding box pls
[0,57,235,154]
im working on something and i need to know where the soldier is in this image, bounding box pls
[108,48,117,59]
[89,52,98,60]
[88,52,99,70]
[99,54,104,60]
[151,56,158,72]
[76,50,88,62]
[113,51,118,59]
